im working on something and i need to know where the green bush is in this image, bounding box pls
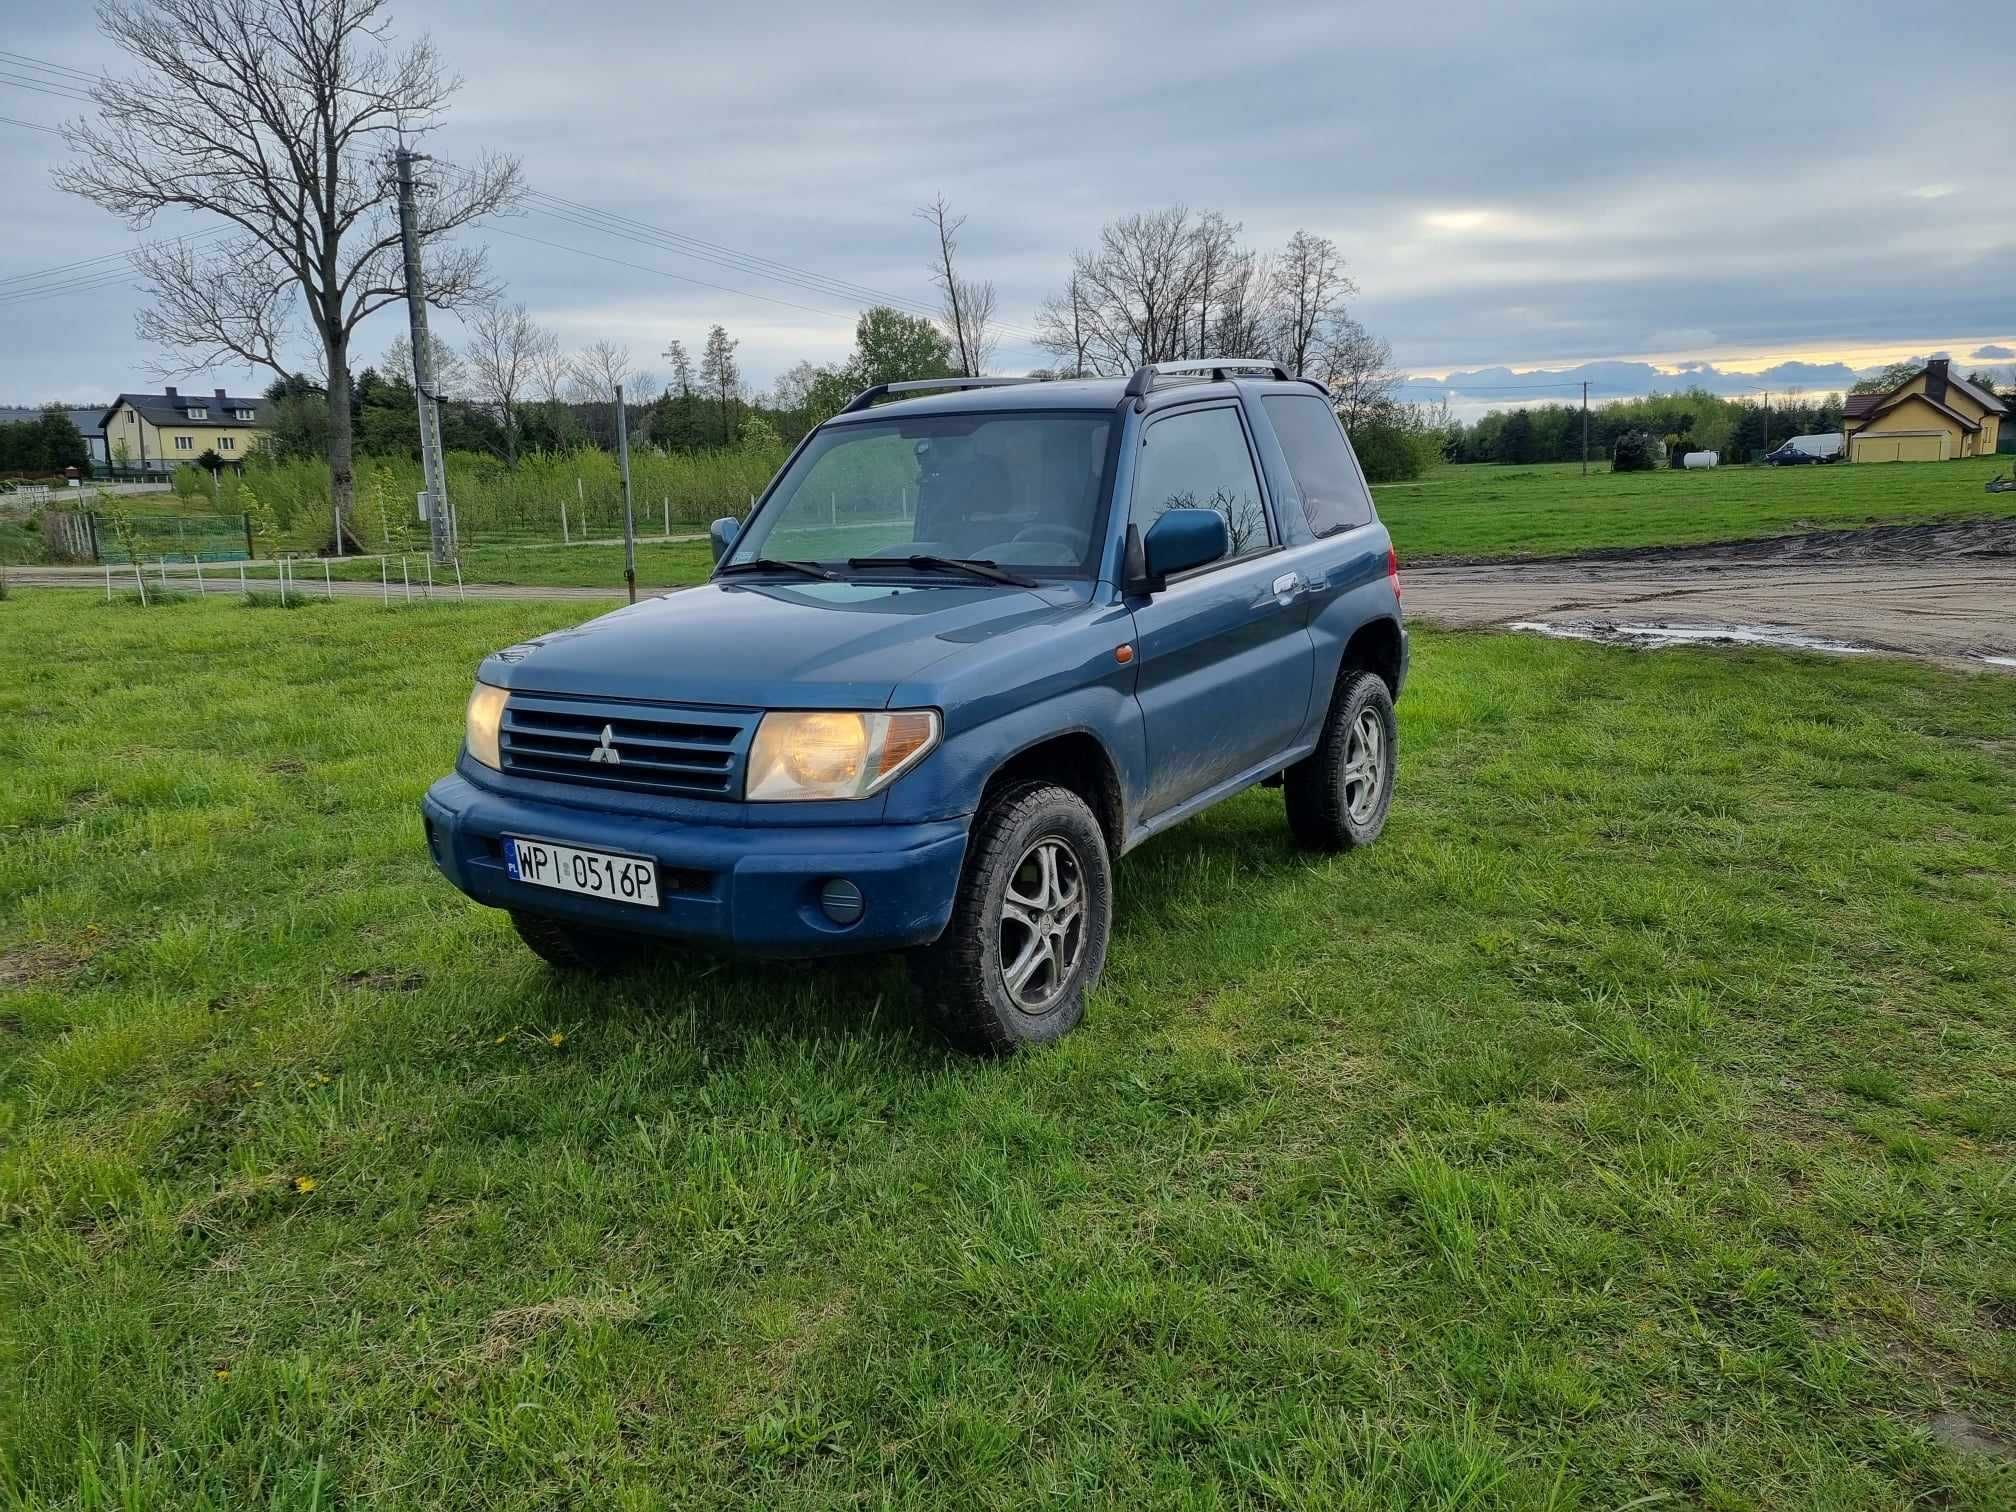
[1349,413,1443,483]
[1612,431,1666,473]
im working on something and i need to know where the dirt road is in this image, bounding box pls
[13,517,2014,669]
[1405,518,2016,670]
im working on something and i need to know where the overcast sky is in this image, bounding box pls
[2,0,2010,413]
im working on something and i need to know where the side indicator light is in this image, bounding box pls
[1114,644,1135,665]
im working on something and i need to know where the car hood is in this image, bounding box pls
[479,578,1086,708]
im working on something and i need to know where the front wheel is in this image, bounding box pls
[1283,669,1397,851]
[908,782,1113,1054]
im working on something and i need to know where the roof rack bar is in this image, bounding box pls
[839,375,1040,414]
[1150,359,1293,380]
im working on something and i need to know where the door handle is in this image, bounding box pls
[1271,572,1300,598]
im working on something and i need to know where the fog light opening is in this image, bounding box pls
[819,878,865,927]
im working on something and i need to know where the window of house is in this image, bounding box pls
[233,408,255,421]
[1129,405,1272,563]
[219,436,235,451]
[174,435,194,451]
[1262,394,1375,536]
[186,406,208,419]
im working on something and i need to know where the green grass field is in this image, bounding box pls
[2,593,2013,1509]
[1376,455,2016,561]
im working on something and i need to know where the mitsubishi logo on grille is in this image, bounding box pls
[588,724,622,765]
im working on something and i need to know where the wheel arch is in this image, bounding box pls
[978,729,1126,855]
[1339,615,1404,699]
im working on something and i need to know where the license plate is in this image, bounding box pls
[504,837,660,907]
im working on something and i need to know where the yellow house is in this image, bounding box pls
[1842,359,2004,463]
[99,387,270,477]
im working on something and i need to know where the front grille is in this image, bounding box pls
[500,694,757,800]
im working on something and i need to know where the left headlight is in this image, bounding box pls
[465,681,508,769]
[745,709,940,801]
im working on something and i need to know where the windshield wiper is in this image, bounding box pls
[845,554,1039,588]
[715,557,842,583]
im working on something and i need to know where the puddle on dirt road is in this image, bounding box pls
[1507,620,1876,655]
[1979,655,2016,669]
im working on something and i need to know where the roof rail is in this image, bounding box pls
[838,375,1040,414]
[1121,359,1299,404]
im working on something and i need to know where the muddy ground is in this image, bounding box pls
[1406,517,2016,670]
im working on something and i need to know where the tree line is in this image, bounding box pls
[0,409,93,478]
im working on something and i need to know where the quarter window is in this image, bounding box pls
[1129,407,1271,562]
[1262,394,1374,535]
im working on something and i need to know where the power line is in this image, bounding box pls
[0,49,99,83]
[0,113,62,135]
[0,73,95,104]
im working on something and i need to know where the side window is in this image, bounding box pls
[1261,394,1374,536]
[1129,406,1271,563]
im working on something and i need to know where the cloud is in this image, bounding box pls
[1971,344,2015,359]
[3,0,2013,402]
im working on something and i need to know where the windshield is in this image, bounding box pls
[728,410,1114,576]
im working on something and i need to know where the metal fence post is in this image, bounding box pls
[104,563,112,602]
[195,559,205,596]
[323,559,333,601]
[424,555,434,600]
[402,556,412,603]
[454,558,465,602]
[380,555,389,605]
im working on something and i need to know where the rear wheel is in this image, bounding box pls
[510,911,653,974]
[1284,669,1396,851]
[908,782,1112,1054]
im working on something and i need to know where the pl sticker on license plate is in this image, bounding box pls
[505,837,660,907]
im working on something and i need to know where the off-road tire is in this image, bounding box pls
[510,911,653,974]
[1284,669,1397,852]
[908,782,1113,1055]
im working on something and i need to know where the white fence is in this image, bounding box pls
[104,552,467,607]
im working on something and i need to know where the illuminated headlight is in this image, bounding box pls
[465,682,507,769]
[745,710,940,801]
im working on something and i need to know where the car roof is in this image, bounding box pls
[824,374,1314,425]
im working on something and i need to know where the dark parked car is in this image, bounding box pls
[423,361,1406,1051]
[1764,434,1844,465]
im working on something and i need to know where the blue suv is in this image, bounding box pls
[423,361,1407,1051]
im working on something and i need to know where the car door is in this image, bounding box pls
[1257,392,1393,738]
[1127,401,1315,819]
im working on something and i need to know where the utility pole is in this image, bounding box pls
[615,381,637,604]
[1759,391,1770,463]
[1580,381,1589,476]
[395,146,453,563]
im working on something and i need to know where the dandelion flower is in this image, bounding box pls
[494,1032,509,1044]
[292,1175,317,1194]
[214,1367,231,1382]
[547,1031,566,1048]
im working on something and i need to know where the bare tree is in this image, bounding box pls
[1066,207,1205,372]
[1211,248,1272,358]
[464,302,550,466]
[382,331,466,396]
[1034,269,1095,378]
[1268,230,1356,378]
[55,0,521,534]
[530,339,573,406]
[917,194,997,376]
[1319,316,1401,429]
[1188,211,1243,360]
[568,339,634,403]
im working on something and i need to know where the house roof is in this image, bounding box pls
[0,405,108,437]
[1946,370,2007,415]
[101,391,269,430]
[1844,364,2007,424]
[1861,389,1981,432]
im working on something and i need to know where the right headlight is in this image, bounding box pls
[745,709,940,801]
[465,681,507,769]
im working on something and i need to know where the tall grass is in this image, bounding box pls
[222,445,788,553]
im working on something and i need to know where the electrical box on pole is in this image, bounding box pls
[395,146,454,564]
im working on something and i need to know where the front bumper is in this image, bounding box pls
[421,774,969,956]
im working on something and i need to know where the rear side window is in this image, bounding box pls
[1262,394,1374,536]
[1129,406,1272,561]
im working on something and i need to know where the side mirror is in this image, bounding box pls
[708,516,741,563]
[1135,507,1230,591]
